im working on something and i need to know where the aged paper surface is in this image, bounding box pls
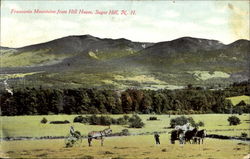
[0,0,249,158]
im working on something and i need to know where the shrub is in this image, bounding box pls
[81,117,90,123]
[50,120,70,124]
[241,132,247,138]
[99,116,112,126]
[170,116,195,128]
[111,118,117,124]
[73,116,84,123]
[87,115,113,125]
[88,115,100,125]
[74,115,130,126]
[121,129,130,136]
[227,116,241,126]
[40,117,48,124]
[129,114,144,128]
[148,116,157,120]
[196,121,205,127]
[73,116,89,124]
[116,117,128,125]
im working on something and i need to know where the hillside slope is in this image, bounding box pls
[0,35,249,89]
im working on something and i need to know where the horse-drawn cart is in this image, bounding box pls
[65,131,82,147]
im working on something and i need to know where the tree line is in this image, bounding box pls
[0,80,249,116]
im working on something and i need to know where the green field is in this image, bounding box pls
[0,135,249,159]
[1,114,250,138]
[226,95,250,106]
[1,114,250,158]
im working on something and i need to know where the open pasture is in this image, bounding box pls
[226,95,250,106]
[0,134,249,159]
[1,114,250,138]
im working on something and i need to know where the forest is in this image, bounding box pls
[1,81,249,116]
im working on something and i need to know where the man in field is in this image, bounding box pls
[154,132,160,145]
[70,126,75,137]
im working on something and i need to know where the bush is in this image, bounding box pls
[170,116,196,128]
[88,115,114,125]
[148,116,157,120]
[99,116,112,126]
[241,132,248,138]
[196,121,205,127]
[227,116,241,126]
[50,120,70,124]
[40,117,48,124]
[121,129,130,136]
[129,114,144,128]
[73,116,90,124]
[74,115,130,126]
[111,118,117,124]
[73,116,84,123]
[88,115,101,125]
[116,117,128,125]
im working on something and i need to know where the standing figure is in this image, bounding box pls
[154,132,160,145]
[179,132,185,145]
[70,126,75,137]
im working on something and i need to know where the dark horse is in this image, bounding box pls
[184,128,198,144]
[193,129,206,144]
[170,129,184,144]
[88,127,112,146]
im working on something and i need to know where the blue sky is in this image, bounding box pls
[1,0,249,47]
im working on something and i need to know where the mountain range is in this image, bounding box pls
[1,35,249,90]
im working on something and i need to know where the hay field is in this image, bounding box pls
[0,134,249,159]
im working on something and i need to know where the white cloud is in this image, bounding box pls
[205,17,227,25]
[214,5,228,14]
[3,2,22,10]
[163,10,180,18]
[0,1,248,47]
[0,16,82,47]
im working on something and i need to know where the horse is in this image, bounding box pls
[174,123,191,132]
[170,123,193,145]
[170,129,185,144]
[184,127,198,144]
[193,129,206,144]
[87,127,112,147]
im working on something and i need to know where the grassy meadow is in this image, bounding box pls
[0,49,71,67]
[1,114,249,158]
[0,134,249,159]
[226,95,250,106]
[1,114,250,138]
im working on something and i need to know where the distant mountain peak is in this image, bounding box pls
[1,34,249,89]
[62,34,99,40]
[0,46,10,49]
[228,39,250,45]
[172,36,222,44]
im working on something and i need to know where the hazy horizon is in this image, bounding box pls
[1,34,249,49]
